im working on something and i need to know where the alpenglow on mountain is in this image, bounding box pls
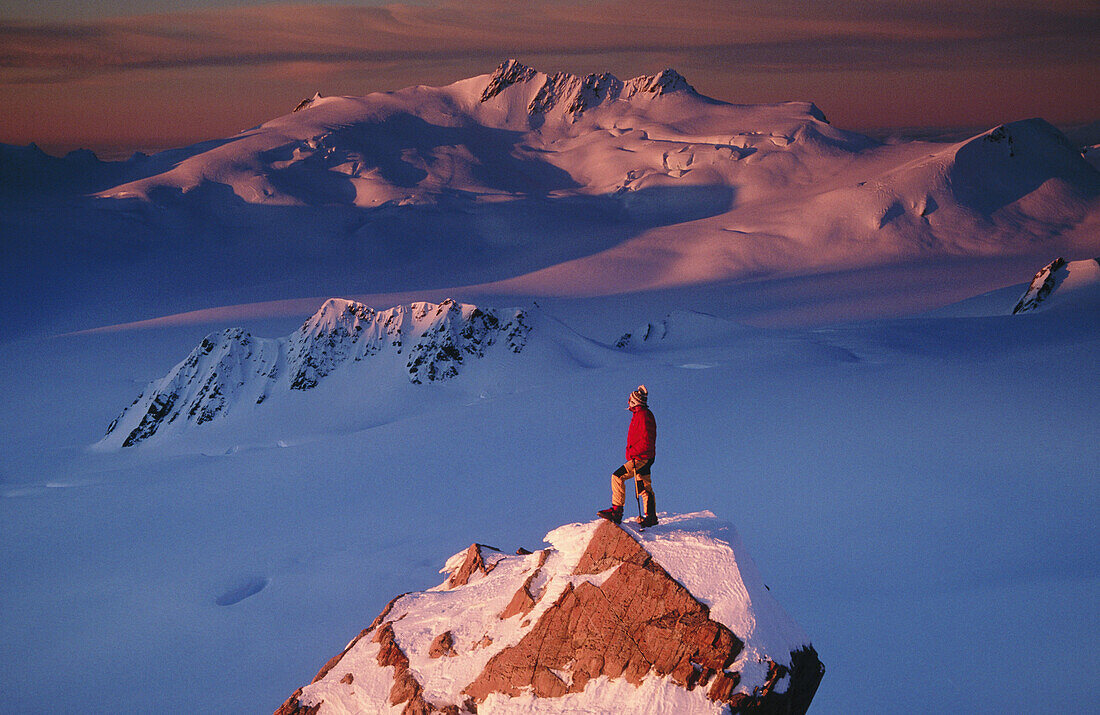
[276,513,824,715]
[5,59,1099,340]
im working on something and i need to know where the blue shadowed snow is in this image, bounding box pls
[0,290,1097,712]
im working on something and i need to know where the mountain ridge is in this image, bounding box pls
[97,298,553,449]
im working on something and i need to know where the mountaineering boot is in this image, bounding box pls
[637,491,658,528]
[597,505,623,524]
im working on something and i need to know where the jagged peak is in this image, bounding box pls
[622,68,696,98]
[296,297,501,340]
[292,92,323,112]
[479,60,698,119]
[480,59,538,101]
[296,297,375,336]
[98,298,538,448]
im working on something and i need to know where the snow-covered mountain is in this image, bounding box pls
[97,297,610,449]
[4,60,1099,338]
[276,513,823,715]
[1012,256,1100,314]
[95,59,867,209]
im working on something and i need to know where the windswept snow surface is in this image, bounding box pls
[2,279,1098,712]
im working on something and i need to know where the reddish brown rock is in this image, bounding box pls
[465,521,745,704]
[273,688,320,715]
[446,544,500,588]
[400,693,434,715]
[708,671,741,701]
[428,630,457,658]
[308,592,406,685]
[499,550,549,620]
[275,521,824,715]
[372,622,437,711]
[339,673,354,685]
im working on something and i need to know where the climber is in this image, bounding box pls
[598,385,658,527]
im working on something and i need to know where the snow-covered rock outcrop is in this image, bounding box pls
[1012,256,1100,314]
[614,310,751,350]
[99,298,541,448]
[276,513,823,715]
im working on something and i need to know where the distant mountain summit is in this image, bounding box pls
[480,59,697,120]
[276,513,823,714]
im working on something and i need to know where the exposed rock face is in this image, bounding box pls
[293,92,323,112]
[273,688,320,715]
[427,631,456,659]
[616,317,669,348]
[622,68,695,98]
[1014,257,1067,313]
[498,549,548,620]
[480,58,537,101]
[105,327,277,447]
[479,59,697,121]
[374,622,434,712]
[443,543,504,588]
[1012,256,1100,314]
[465,522,750,704]
[275,512,823,714]
[100,298,533,447]
[615,310,750,350]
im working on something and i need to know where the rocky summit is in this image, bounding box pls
[275,512,823,714]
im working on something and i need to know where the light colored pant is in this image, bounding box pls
[612,458,653,514]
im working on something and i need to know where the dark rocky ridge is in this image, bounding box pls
[101,298,532,447]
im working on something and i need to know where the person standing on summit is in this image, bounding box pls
[598,385,658,527]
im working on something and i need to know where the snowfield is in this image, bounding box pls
[1,61,1098,713]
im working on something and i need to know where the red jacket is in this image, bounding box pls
[626,406,656,461]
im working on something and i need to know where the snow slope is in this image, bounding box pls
[0,257,1097,712]
[3,60,1098,339]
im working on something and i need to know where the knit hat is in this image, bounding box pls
[628,385,648,409]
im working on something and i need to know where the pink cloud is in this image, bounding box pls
[0,0,1095,151]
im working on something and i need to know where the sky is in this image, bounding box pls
[1,0,1097,157]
